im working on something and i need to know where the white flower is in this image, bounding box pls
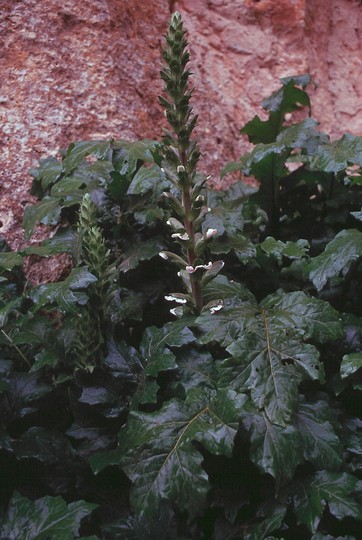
[177,165,185,173]
[205,228,218,239]
[210,302,224,314]
[186,262,213,273]
[171,232,189,241]
[164,295,187,304]
[159,251,169,260]
[195,195,204,202]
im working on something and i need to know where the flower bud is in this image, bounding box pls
[205,228,218,240]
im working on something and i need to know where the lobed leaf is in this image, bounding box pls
[261,290,343,343]
[30,157,63,193]
[0,252,23,271]
[242,406,303,482]
[103,340,144,383]
[307,229,362,291]
[23,197,62,239]
[242,76,312,144]
[119,238,166,273]
[244,504,287,540]
[140,319,196,377]
[294,471,362,533]
[11,426,75,464]
[62,140,112,176]
[217,290,339,426]
[29,267,97,312]
[119,388,242,517]
[127,164,166,195]
[0,296,23,327]
[306,133,362,173]
[0,492,97,540]
[341,353,362,379]
[295,400,343,469]
[259,237,309,262]
[223,330,321,426]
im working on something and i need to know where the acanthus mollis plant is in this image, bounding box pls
[87,12,362,540]
[158,11,224,315]
[72,193,118,371]
[1,10,362,540]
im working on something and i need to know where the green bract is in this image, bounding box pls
[0,11,361,540]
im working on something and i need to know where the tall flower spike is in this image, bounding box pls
[73,194,118,371]
[159,12,224,314]
[160,12,201,179]
[159,13,203,313]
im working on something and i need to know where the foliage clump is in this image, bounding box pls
[0,11,362,540]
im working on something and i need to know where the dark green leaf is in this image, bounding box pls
[220,160,243,179]
[23,197,61,239]
[11,427,74,463]
[294,471,362,533]
[140,319,196,377]
[262,75,311,112]
[242,77,312,144]
[202,274,256,306]
[5,371,50,405]
[218,291,336,425]
[127,165,165,195]
[62,140,112,175]
[0,297,22,326]
[296,400,343,469]
[245,504,287,540]
[30,157,63,192]
[341,353,362,379]
[29,267,97,312]
[108,170,130,198]
[112,139,161,171]
[103,340,143,383]
[195,292,258,348]
[306,133,362,173]
[119,388,241,517]
[89,447,124,475]
[120,238,166,273]
[0,252,23,271]
[311,534,356,540]
[259,237,309,262]
[242,120,321,178]
[78,386,117,406]
[22,229,75,257]
[223,331,321,426]
[176,348,218,394]
[130,379,160,408]
[307,229,362,291]
[0,492,97,540]
[30,348,62,372]
[49,177,95,202]
[242,406,303,482]
[262,291,343,343]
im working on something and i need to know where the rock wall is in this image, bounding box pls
[177,0,362,186]
[0,0,361,253]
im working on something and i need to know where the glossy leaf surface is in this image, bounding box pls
[0,492,96,540]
